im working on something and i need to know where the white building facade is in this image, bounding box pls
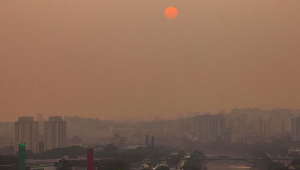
[15,117,39,153]
[44,116,67,151]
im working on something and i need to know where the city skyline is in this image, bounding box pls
[1,107,300,122]
[2,107,300,164]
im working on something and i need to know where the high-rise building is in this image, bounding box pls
[257,117,271,137]
[222,129,232,144]
[292,117,300,141]
[145,135,149,147]
[196,114,225,142]
[235,117,247,142]
[44,116,67,151]
[226,110,247,142]
[176,118,194,136]
[151,136,154,146]
[270,109,293,134]
[37,113,44,135]
[15,117,39,153]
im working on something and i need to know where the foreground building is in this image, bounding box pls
[15,117,39,153]
[44,116,67,151]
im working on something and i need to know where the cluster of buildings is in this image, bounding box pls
[2,108,300,154]
[0,122,14,148]
[177,108,300,144]
[109,134,127,147]
[14,116,67,153]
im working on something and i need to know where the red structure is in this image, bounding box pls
[87,147,94,170]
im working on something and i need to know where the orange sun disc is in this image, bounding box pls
[164,7,178,20]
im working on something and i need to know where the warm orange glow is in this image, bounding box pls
[164,7,178,20]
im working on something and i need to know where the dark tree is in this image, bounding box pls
[267,162,285,170]
[291,159,300,166]
[15,149,34,159]
[37,146,86,159]
[0,155,18,165]
[182,158,202,170]
[167,151,185,167]
[103,144,118,154]
[190,150,204,159]
[156,165,169,170]
[54,159,72,170]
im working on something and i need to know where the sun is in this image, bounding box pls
[164,7,178,20]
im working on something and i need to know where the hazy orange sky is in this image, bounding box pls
[1,1,300,122]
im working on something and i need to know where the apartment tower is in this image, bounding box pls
[197,114,225,142]
[37,113,44,135]
[44,116,67,151]
[292,117,300,141]
[15,117,39,153]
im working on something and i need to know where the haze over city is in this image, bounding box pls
[2,1,300,170]
[1,0,300,122]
